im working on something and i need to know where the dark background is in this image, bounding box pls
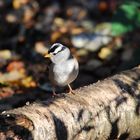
[0,0,140,111]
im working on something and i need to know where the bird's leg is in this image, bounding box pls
[68,84,75,94]
[52,86,61,97]
[52,87,57,97]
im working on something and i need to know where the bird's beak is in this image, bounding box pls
[44,53,52,58]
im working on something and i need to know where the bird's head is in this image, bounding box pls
[44,43,71,64]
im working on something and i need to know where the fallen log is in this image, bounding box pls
[1,66,140,140]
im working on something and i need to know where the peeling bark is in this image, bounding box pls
[1,66,140,140]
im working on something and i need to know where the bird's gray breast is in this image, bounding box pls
[49,58,79,86]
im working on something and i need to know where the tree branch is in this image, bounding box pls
[1,66,140,140]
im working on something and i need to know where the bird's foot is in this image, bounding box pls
[52,93,61,98]
[52,92,57,97]
[68,84,75,94]
[52,88,60,97]
[68,89,75,95]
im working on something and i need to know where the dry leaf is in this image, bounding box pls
[21,76,36,88]
[6,61,25,72]
[98,47,112,60]
[0,50,12,60]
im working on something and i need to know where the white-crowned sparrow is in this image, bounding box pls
[44,43,79,95]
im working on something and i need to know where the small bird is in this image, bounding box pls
[44,43,79,95]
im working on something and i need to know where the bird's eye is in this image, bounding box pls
[53,52,57,55]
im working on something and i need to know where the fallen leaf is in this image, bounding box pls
[21,76,36,88]
[98,47,113,60]
[0,50,12,60]
[6,61,25,72]
[0,70,25,83]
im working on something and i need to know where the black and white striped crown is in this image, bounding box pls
[48,43,66,54]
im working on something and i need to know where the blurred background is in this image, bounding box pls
[0,0,140,111]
